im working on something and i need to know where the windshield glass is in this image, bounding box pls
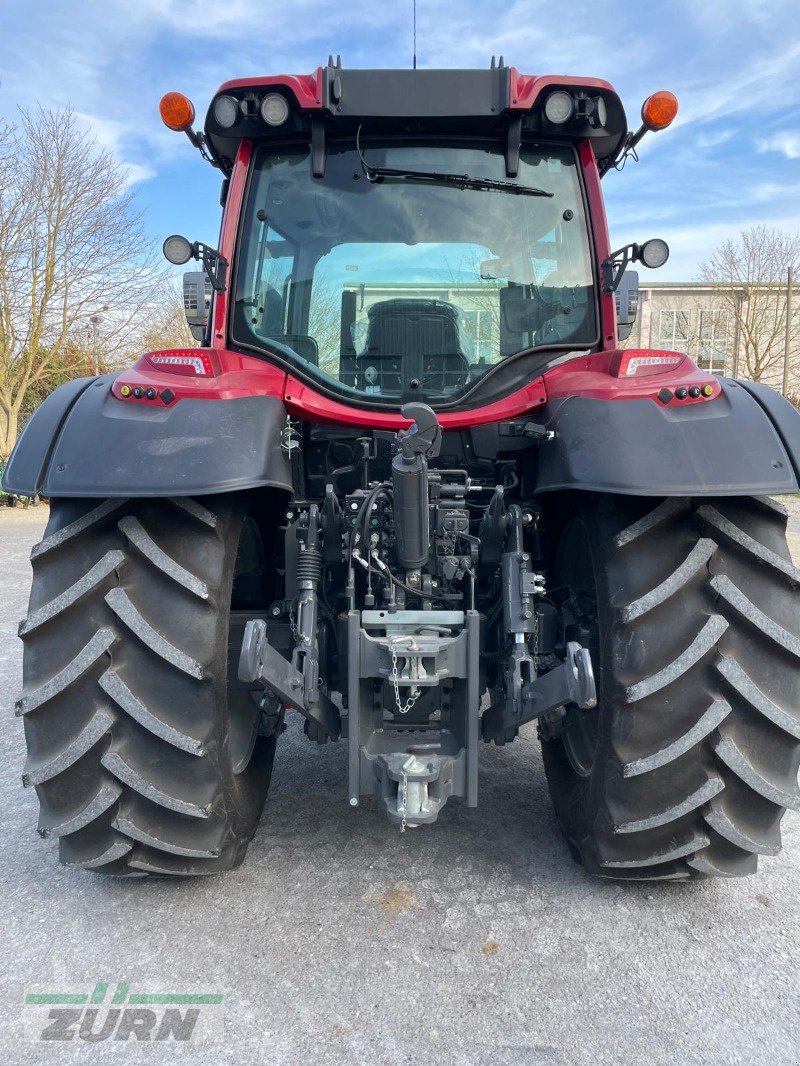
[233,142,596,403]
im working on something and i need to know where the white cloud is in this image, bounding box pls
[2,0,800,279]
[695,130,733,150]
[73,112,156,187]
[756,133,800,160]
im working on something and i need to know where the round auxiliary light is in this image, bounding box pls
[639,238,670,269]
[213,94,240,129]
[641,90,679,132]
[159,92,195,132]
[163,234,193,266]
[260,93,290,127]
[594,96,608,127]
[544,91,575,125]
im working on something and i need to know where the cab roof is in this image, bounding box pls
[203,61,628,173]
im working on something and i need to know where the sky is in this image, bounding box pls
[1,0,799,282]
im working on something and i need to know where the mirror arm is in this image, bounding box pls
[602,243,638,294]
[191,241,228,293]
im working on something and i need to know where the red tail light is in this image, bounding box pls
[146,350,218,377]
[612,351,685,377]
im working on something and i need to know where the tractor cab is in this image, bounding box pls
[159,62,675,412]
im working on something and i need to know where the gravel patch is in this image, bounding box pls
[1,509,799,1065]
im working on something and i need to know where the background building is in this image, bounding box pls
[627,281,798,393]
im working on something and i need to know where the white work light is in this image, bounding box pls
[213,95,240,129]
[544,91,574,124]
[640,238,670,269]
[260,93,290,126]
[162,234,193,265]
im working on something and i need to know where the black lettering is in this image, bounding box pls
[40,1008,80,1040]
[79,1007,120,1042]
[155,1008,200,1041]
[114,1008,157,1041]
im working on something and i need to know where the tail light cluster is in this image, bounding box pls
[146,351,218,376]
[613,352,684,377]
[115,350,219,406]
[609,349,718,404]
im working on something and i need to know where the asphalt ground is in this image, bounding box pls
[1,501,799,1065]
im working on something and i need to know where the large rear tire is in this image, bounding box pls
[18,495,277,875]
[542,495,800,880]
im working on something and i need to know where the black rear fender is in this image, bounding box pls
[536,378,800,496]
[2,375,293,498]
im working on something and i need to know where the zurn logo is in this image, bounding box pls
[24,982,224,1042]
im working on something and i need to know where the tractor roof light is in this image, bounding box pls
[213,94,240,129]
[159,92,196,132]
[159,92,209,160]
[641,90,679,132]
[260,93,290,127]
[544,91,575,125]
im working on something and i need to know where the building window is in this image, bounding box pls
[698,309,729,374]
[459,308,497,362]
[657,309,690,353]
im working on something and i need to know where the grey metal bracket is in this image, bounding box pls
[239,618,341,741]
[347,609,481,816]
[483,641,596,744]
[371,740,464,827]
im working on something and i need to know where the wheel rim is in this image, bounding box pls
[227,516,267,775]
[562,706,598,779]
[228,692,261,775]
[555,519,600,779]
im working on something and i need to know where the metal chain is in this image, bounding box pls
[390,642,422,716]
[400,767,408,834]
[288,605,297,638]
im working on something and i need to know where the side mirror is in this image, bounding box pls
[183,271,212,343]
[615,270,639,342]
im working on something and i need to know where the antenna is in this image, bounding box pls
[412,0,417,69]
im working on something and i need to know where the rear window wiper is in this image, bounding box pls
[355,132,553,198]
[363,164,553,197]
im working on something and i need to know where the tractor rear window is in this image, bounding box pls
[233,141,596,404]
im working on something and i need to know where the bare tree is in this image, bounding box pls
[699,226,800,383]
[0,107,162,458]
[132,283,198,356]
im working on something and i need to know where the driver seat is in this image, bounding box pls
[358,299,469,394]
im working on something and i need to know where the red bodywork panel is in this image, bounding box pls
[113,346,721,427]
[215,71,326,109]
[507,70,616,110]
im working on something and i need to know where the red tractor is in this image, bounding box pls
[6,61,800,880]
